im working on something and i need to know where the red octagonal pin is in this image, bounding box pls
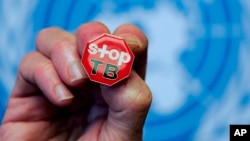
[81,33,134,86]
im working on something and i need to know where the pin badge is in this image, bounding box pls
[81,33,134,86]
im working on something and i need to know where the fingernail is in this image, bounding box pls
[120,35,142,49]
[55,84,74,101]
[68,60,86,82]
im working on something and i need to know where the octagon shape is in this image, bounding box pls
[81,33,134,86]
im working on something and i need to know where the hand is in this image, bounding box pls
[0,22,152,141]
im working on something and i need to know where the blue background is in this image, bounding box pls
[1,0,250,140]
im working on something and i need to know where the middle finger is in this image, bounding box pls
[36,27,87,87]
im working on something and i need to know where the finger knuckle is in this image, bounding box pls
[33,60,53,76]
[37,27,61,40]
[36,27,63,50]
[20,52,40,67]
[50,38,74,57]
[20,52,52,77]
[135,85,152,110]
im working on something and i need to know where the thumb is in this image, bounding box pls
[100,71,152,140]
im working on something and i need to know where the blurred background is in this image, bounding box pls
[1,0,250,140]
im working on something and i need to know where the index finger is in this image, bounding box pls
[113,23,148,79]
[76,21,110,56]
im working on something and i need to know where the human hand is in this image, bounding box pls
[0,22,152,141]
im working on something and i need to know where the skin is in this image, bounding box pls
[0,22,152,141]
